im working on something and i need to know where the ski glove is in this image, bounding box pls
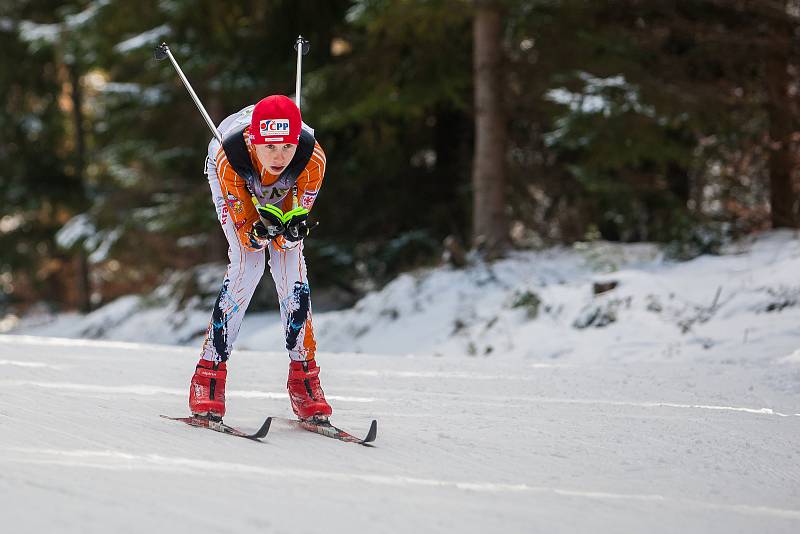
[255,204,289,239]
[283,211,311,242]
[248,221,271,249]
[253,203,312,243]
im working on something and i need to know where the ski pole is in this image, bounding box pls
[293,35,310,109]
[154,42,222,143]
[291,36,311,211]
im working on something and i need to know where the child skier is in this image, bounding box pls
[188,94,332,422]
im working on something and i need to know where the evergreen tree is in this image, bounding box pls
[0,0,86,309]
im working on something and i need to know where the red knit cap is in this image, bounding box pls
[249,95,302,145]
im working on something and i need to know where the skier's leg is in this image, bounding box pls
[200,150,266,363]
[267,240,316,361]
[198,246,265,363]
[268,240,331,419]
[189,144,265,417]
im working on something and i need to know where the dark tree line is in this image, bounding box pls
[1,0,798,314]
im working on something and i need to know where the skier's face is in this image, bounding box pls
[254,143,297,175]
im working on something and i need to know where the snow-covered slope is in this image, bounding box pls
[0,335,798,533]
[297,230,800,366]
[10,231,800,372]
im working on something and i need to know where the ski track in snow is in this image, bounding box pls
[3,448,800,520]
[0,359,62,369]
[0,378,796,417]
[1,335,799,533]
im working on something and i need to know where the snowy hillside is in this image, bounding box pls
[10,230,800,371]
[1,231,799,532]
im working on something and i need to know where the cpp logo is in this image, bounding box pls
[259,119,290,137]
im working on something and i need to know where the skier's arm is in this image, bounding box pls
[282,141,326,213]
[215,151,266,251]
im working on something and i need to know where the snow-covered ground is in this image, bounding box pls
[2,231,800,532]
[11,230,800,370]
[1,336,798,533]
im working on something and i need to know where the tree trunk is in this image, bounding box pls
[434,104,471,237]
[472,1,510,258]
[75,249,91,312]
[68,63,92,312]
[766,26,798,228]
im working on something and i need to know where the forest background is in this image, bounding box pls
[1,0,799,315]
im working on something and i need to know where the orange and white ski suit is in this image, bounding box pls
[199,105,326,363]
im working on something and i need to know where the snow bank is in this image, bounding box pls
[9,231,800,369]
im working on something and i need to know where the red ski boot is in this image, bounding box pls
[287,359,333,421]
[189,358,227,419]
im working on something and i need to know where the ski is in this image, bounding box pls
[160,414,375,445]
[278,417,377,446]
[160,414,272,442]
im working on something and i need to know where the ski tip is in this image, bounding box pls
[362,419,378,444]
[253,417,273,439]
[160,414,186,421]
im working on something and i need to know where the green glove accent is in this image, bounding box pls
[254,202,309,225]
[281,206,310,223]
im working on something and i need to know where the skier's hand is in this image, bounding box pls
[283,210,310,242]
[248,220,272,249]
[255,204,286,238]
